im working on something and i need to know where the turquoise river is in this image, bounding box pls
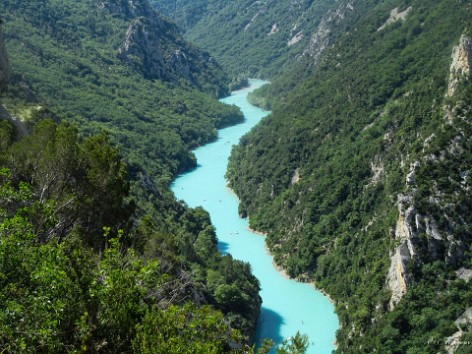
[172,79,339,353]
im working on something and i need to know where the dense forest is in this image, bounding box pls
[0,0,290,352]
[223,0,472,353]
[155,0,472,352]
[2,0,472,353]
[0,118,263,352]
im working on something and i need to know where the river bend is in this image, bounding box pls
[172,79,338,353]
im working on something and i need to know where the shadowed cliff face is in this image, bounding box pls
[100,0,229,97]
[0,21,11,86]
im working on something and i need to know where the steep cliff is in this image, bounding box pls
[448,34,472,97]
[99,0,229,97]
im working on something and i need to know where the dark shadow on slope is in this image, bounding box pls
[254,307,285,352]
[217,240,230,254]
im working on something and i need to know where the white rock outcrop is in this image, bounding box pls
[445,308,472,353]
[387,196,418,310]
[268,23,278,36]
[288,31,303,46]
[118,17,167,79]
[290,168,300,185]
[377,6,412,32]
[303,0,354,64]
[456,268,472,282]
[447,35,472,96]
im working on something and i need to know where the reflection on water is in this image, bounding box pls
[256,307,285,348]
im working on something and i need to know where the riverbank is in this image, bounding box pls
[247,219,338,309]
[261,238,337,307]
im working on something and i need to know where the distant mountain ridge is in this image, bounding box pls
[151,0,349,78]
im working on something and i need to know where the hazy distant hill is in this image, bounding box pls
[152,0,344,78]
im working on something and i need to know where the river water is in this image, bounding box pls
[171,79,338,353]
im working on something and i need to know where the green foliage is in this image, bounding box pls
[152,0,336,79]
[4,0,471,352]
[1,0,243,192]
[0,120,13,153]
[0,113,262,351]
[0,3,264,347]
[0,179,85,352]
[133,303,242,354]
[276,332,309,354]
[225,0,472,352]
[0,0,286,352]
[3,120,132,247]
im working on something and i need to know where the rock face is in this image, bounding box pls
[0,21,11,86]
[110,0,191,81]
[303,0,354,65]
[387,196,415,310]
[456,268,472,282]
[377,6,413,32]
[386,37,472,308]
[101,0,173,81]
[445,308,472,353]
[102,0,228,96]
[386,154,468,310]
[447,34,472,96]
[118,16,168,80]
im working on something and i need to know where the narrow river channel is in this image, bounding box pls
[171,79,338,353]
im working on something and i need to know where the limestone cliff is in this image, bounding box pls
[303,0,354,65]
[0,20,11,86]
[445,307,472,353]
[387,195,415,310]
[117,16,168,80]
[386,34,472,310]
[447,34,472,96]
[377,6,413,32]
[102,0,229,96]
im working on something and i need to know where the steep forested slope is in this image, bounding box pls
[1,0,241,185]
[152,0,342,80]
[3,0,472,352]
[0,0,250,233]
[0,0,271,352]
[0,119,263,352]
[223,0,472,352]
